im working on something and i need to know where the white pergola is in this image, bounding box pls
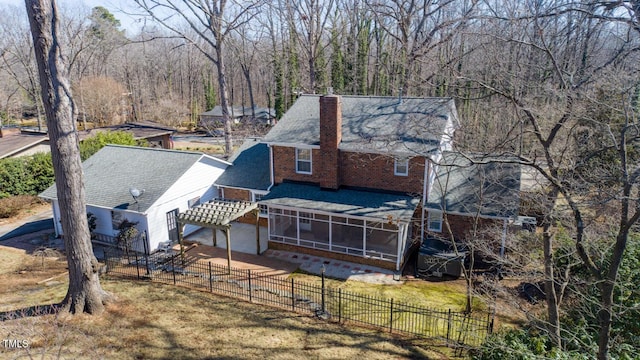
[177,199,259,270]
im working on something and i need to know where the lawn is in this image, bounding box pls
[290,272,483,311]
[0,246,452,359]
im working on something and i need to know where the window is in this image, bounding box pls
[394,158,409,176]
[299,212,312,231]
[296,148,312,174]
[427,211,443,232]
[188,196,201,208]
[253,192,268,216]
[111,211,125,230]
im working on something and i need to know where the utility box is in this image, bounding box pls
[416,237,467,278]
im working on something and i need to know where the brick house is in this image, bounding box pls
[216,94,522,271]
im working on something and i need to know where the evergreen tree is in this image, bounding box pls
[330,28,345,94]
[274,55,285,119]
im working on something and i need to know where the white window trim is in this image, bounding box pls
[252,191,269,217]
[296,148,312,174]
[427,211,443,232]
[394,158,409,176]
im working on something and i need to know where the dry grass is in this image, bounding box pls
[0,247,452,359]
[0,196,47,219]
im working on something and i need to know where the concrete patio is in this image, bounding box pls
[182,222,400,284]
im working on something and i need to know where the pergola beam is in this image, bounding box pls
[177,199,261,270]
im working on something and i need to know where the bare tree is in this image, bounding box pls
[452,1,640,357]
[132,0,264,155]
[25,0,111,314]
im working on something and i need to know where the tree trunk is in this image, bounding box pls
[25,0,110,315]
[215,44,233,156]
[242,67,256,119]
[543,219,562,348]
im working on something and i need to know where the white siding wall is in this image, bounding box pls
[145,156,227,251]
[51,200,62,236]
[50,156,227,253]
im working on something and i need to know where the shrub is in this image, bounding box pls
[79,130,146,161]
[0,195,43,218]
[0,153,54,198]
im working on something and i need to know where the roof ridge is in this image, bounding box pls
[105,144,202,155]
[298,94,453,101]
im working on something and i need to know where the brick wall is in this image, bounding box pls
[272,146,324,184]
[268,242,398,270]
[221,187,251,201]
[340,152,425,194]
[273,147,426,194]
[425,212,503,241]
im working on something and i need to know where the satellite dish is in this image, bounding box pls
[129,187,145,202]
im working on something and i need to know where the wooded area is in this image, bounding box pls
[3,0,639,359]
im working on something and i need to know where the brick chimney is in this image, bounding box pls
[319,95,342,190]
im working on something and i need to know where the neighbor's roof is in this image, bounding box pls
[77,122,174,142]
[40,145,229,213]
[0,130,48,159]
[201,106,275,119]
[263,95,458,155]
[214,138,271,191]
[426,152,521,218]
[261,182,420,222]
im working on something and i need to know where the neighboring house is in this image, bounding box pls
[258,94,460,271]
[0,128,49,159]
[39,145,230,253]
[200,106,276,127]
[78,121,175,149]
[0,121,175,159]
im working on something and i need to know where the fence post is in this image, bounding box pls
[389,298,394,333]
[208,262,213,292]
[321,265,326,314]
[171,255,176,285]
[291,278,295,311]
[135,251,140,280]
[248,269,252,303]
[104,249,109,274]
[446,309,452,343]
[488,309,495,335]
[338,288,342,324]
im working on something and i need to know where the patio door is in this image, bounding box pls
[166,209,179,242]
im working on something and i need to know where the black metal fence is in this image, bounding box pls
[103,249,493,349]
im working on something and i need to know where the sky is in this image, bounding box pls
[0,0,144,34]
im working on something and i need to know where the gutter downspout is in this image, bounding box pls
[267,144,275,191]
[421,157,429,241]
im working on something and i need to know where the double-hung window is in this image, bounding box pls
[427,211,443,232]
[394,158,409,176]
[296,148,312,174]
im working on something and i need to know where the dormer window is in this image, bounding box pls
[296,148,312,174]
[394,158,409,176]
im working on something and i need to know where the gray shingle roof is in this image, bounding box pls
[40,145,227,213]
[426,152,521,218]
[263,95,458,155]
[214,138,271,191]
[261,182,420,222]
[201,106,275,120]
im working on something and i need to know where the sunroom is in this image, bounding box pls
[261,183,420,271]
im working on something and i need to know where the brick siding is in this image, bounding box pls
[268,242,398,271]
